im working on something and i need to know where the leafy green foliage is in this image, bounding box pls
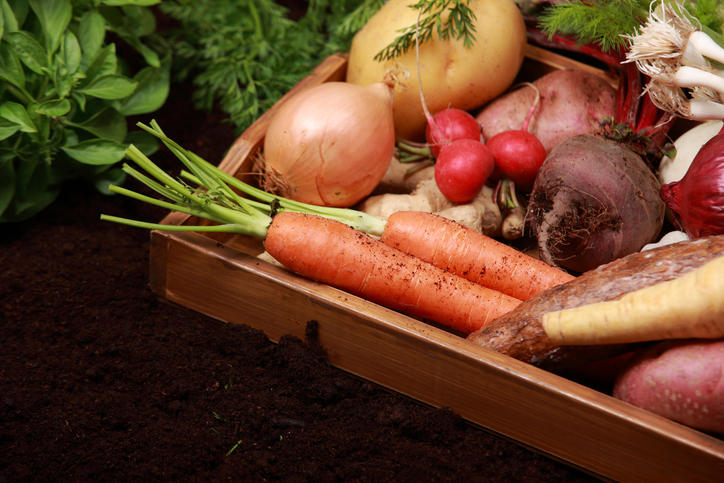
[373,0,477,61]
[0,0,170,222]
[537,0,649,53]
[159,0,381,135]
[538,0,724,53]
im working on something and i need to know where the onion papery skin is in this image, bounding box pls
[262,81,395,207]
[661,126,724,239]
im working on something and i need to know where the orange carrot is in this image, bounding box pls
[265,212,521,334]
[381,211,575,300]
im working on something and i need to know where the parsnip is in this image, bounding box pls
[542,255,724,345]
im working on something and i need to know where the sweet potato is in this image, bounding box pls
[613,339,724,434]
[476,69,616,152]
[466,235,724,372]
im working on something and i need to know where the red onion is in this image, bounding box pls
[660,125,724,238]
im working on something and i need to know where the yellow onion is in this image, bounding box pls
[261,81,395,207]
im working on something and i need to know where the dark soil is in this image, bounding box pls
[0,82,599,482]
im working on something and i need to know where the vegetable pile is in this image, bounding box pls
[101,0,724,436]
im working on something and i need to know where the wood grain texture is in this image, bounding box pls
[148,51,724,480]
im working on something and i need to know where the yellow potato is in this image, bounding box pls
[346,0,527,140]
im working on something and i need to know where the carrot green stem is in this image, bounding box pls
[134,121,386,236]
[99,215,255,234]
[101,121,387,238]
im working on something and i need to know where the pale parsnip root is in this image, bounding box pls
[542,256,724,345]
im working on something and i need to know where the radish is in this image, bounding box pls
[434,138,495,203]
[485,83,547,192]
[425,108,482,158]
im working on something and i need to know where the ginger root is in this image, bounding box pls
[359,168,502,236]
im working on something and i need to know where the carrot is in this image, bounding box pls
[542,255,724,345]
[381,211,575,300]
[132,121,573,301]
[265,212,521,333]
[101,122,521,334]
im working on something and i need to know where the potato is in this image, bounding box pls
[476,69,617,152]
[613,339,724,434]
[346,0,527,140]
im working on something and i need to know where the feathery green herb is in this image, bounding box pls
[374,0,478,61]
[537,0,723,53]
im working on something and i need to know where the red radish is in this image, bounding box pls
[486,83,546,191]
[434,139,495,203]
[425,108,482,158]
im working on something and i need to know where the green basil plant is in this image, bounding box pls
[0,0,170,222]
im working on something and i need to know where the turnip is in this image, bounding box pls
[527,134,665,273]
[476,69,617,153]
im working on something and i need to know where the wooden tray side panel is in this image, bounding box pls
[150,231,724,482]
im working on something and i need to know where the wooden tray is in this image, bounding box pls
[148,45,724,481]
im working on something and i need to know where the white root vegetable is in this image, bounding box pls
[641,230,689,251]
[624,1,724,120]
[542,255,724,345]
[659,120,723,185]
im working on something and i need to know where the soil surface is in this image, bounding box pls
[1,82,599,482]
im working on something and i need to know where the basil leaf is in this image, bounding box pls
[5,30,47,74]
[0,43,25,89]
[118,34,159,68]
[61,30,81,74]
[35,98,71,117]
[78,10,105,66]
[92,166,126,195]
[0,117,20,140]
[124,129,158,156]
[118,54,170,115]
[73,107,127,142]
[0,101,37,132]
[82,43,117,82]
[61,138,126,165]
[1,0,18,34]
[71,91,86,112]
[29,0,72,55]
[78,74,137,100]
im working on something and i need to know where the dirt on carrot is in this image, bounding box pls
[265,212,521,334]
[381,211,574,300]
